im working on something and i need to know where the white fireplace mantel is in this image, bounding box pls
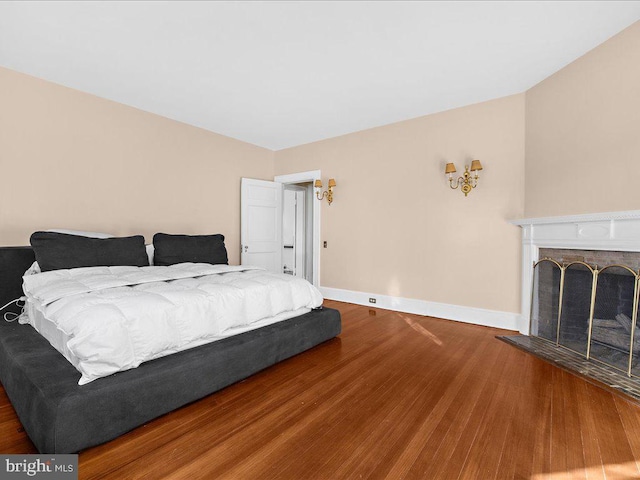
[509,210,640,334]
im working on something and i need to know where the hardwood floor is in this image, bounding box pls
[3,300,640,479]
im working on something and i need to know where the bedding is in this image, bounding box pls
[46,229,113,238]
[24,230,117,273]
[21,263,323,384]
[30,231,148,271]
[153,233,228,266]
[0,246,341,453]
[146,244,155,265]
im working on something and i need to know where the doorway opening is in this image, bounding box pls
[274,170,321,287]
[282,185,308,280]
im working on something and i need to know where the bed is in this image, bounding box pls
[0,238,341,454]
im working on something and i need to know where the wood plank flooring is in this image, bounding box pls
[3,300,640,479]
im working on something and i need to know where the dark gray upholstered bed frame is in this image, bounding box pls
[0,247,341,453]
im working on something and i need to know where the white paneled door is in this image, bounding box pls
[240,178,283,273]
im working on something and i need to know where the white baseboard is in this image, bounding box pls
[320,286,520,331]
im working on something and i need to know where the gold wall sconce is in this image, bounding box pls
[445,159,483,196]
[315,178,336,205]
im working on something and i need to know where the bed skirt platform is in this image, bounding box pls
[0,306,341,453]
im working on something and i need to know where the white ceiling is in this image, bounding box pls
[1,1,639,151]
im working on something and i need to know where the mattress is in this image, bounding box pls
[21,264,323,384]
[25,298,311,373]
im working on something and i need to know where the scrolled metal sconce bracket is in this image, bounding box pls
[445,159,483,197]
[315,178,336,205]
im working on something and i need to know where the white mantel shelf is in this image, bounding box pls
[511,210,640,334]
[510,210,640,226]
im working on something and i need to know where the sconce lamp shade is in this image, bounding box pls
[470,159,483,172]
[328,178,336,188]
[314,180,323,188]
[445,163,457,174]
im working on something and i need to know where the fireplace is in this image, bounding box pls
[531,248,640,376]
[507,211,640,398]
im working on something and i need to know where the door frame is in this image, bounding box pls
[274,170,321,287]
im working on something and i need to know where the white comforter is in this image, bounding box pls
[22,264,323,385]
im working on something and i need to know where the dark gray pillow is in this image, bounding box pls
[153,233,228,266]
[30,232,149,272]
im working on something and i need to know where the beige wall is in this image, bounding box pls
[275,94,525,313]
[4,18,635,316]
[0,67,274,263]
[525,21,640,217]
